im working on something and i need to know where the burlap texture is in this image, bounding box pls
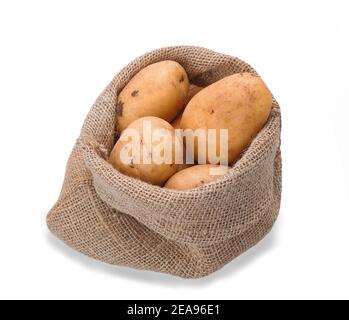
[47,46,282,278]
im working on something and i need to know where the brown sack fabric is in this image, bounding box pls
[47,46,282,278]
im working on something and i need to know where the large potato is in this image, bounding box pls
[180,72,272,164]
[164,164,224,191]
[116,61,189,132]
[109,117,178,186]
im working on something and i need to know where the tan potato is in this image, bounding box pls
[116,61,189,132]
[164,165,224,191]
[109,117,178,186]
[180,72,272,164]
[171,84,203,129]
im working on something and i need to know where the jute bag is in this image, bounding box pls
[47,46,282,278]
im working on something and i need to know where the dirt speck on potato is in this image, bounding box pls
[179,75,185,83]
[131,90,139,97]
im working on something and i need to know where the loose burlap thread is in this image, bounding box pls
[47,46,282,278]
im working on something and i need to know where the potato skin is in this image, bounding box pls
[180,72,273,164]
[109,117,178,186]
[164,164,224,191]
[116,61,189,132]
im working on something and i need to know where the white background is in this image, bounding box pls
[0,0,348,300]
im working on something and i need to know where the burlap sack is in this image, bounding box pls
[47,46,282,278]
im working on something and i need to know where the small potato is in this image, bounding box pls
[116,61,189,132]
[180,72,272,164]
[110,117,178,186]
[164,164,224,191]
[171,84,203,130]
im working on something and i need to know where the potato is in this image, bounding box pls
[171,84,203,129]
[109,117,178,186]
[164,165,224,191]
[116,61,189,132]
[180,72,272,164]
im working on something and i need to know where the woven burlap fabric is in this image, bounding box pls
[47,46,282,278]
